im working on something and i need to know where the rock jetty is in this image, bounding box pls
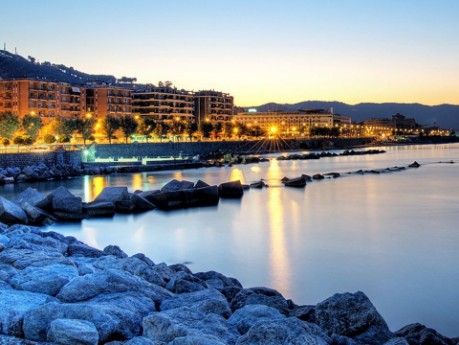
[0,223,457,345]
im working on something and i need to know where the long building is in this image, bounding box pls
[86,86,132,118]
[132,86,194,123]
[233,109,351,135]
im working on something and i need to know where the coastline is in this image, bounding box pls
[0,221,457,344]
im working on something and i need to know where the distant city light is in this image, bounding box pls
[248,108,257,113]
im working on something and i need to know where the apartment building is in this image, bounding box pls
[233,109,351,135]
[0,79,88,122]
[194,90,234,127]
[132,86,194,122]
[86,87,132,118]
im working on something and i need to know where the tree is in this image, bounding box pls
[119,115,138,143]
[249,125,265,138]
[57,134,71,143]
[21,113,43,141]
[102,115,121,144]
[55,117,77,136]
[186,122,198,141]
[201,122,214,139]
[13,135,24,151]
[212,122,223,139]
[170,120,186,141]
[75,117,96,146]
[223,122,234,139]
[43,134,56,144]
[137,117,156,143]
[0,111,20,139]
[2,138,10,148]
[153,122,170,141]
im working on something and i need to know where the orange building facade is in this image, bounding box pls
[86,87,132,118]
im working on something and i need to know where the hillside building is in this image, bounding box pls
[85,86,132,118]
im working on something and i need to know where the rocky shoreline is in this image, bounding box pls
[0,222,458,345]
[0,169,458,344]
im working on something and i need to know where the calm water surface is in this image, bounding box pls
[2,144,459,336]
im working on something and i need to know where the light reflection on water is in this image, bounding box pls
[1,144,459,336]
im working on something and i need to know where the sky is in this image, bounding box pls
[1,0,459,106]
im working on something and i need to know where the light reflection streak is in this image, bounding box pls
[267,187,290,295]
[229,168,246,183]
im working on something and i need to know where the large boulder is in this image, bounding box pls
[51,196,83,221]
[314,291,393,345]
[131,193,156,213]
[21,202,57,225]
[230,287,290,316]
[182,186,220,207]
[6,231,68,254]
[83,201,116,218]
[0,285,51,337]
[165,271,208,294]
[47,318,99,345]
[194,271,243,292]
[147,190,186,210]
[142,307,238,344]
[161,179,195,192]
[8,263,79,296]
[138,190,161,204]
[56,269,173,303]
[0,248,73,270]
[227,304,285,335]
[235,317,330,345]
[394,323,455,345]
[93,186,131,212]
[13,187,50,210]
[160,288,232,318]
[47,186,77,204]
[67,240,104,258]
[218,181,244,199]
[23,292,156,343]
[0,196,28,225]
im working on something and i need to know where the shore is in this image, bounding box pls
[0,221,457,345]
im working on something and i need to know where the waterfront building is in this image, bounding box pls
[85,86,132,118]
[233,109,351,136]
[363,113,417,136]
[132,86,194,123]
[194,90,234,128]
[0,79,88,122]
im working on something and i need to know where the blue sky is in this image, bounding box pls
[1,0,458,106]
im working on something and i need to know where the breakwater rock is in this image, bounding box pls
[0,224,457,344]
[276,149,386,161]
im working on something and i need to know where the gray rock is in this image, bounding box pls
[47,318,99,345]
[160,288,231,318]
[161,179,195,192]
[169,263,193,275]
[230,287,290,315]
[131,193,156,212]
[166,271,208,293]
[194,180,210,188]
[22,202,57,225]
[56,269,173,303]
[93,186,130,204]
[51,196,83,221]
[7,232,68,254]
[194,271,243,291]
[383,338,409,345]
[0,334,49,344]
[182,186,220,208]
[0,248,72,269]
[84,255,167,286]
[235,317,330,345]
[394,323,454,345]
[168,336,227,345]
[13,187,50,210]
[67,241,104,258]
[103,245,128,258]
[218,180,244,199]
[314,291,393,345]
[0,196,28,225]
[137,190,161,204]
[142,307,238,344]
[0,233,10,246]
[46,186,76,204]
[0,285,51,337]
[122,336,163,345]
[9,263,78,296]
[132,253,155,267]
[23,292,156,343]
[83,201,115,218]
[227,304,285,335]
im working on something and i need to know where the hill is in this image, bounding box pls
[251,101,459,129]
[0,50,116,85]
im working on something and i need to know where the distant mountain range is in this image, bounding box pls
[1,50,458,128]
[250,101,459,129]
